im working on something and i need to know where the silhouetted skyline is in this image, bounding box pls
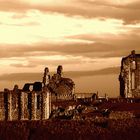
[0,0,140,96]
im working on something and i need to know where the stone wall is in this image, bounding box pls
[0,89,51,121]
[44,66,75,101]
[119,50,140,98]
[0,92,5,120]
[135,57,140,89]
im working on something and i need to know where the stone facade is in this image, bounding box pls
[119,50,140,98]
[44,65,75,101]
[0,65,75,120]
[0,87,51,121]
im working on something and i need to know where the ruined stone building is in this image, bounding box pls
[119,50,140,98]
[0,82,51,121]
[43,65,75,101]
[0,65,75,120]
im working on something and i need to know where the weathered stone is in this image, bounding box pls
[42,67,50,86]
[119,50,140,98]
[0,65,74,121]
[0,84,51,121]
[47,66,75,101]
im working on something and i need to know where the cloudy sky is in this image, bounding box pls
[0,0,140,96]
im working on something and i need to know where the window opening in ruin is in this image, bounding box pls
[12,95,17,109]
[28,93,32,109]
[37,95,40,109]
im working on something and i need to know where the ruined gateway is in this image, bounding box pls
[119,50,140,98]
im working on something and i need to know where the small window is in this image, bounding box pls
[28,93,32,109]
[12,95,17,109]
[37,95,41,109]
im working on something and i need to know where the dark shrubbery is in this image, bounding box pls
[0,119,140,140]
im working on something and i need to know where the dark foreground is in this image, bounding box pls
[0,118,140,140]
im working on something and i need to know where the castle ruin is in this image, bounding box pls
[0,83,51,121]
[44,65,75,101]
[0,65,75,121]
[119,50,140,98]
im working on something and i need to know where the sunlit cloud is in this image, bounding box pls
[0,10,126,44]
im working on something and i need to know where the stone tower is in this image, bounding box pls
[119,50,140,98]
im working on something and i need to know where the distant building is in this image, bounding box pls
[119,50,140,98]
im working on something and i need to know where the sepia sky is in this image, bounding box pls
[0,0,140,96]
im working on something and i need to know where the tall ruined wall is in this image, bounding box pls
[0,89,51,121]
[119,51,140,98]
[0,92,5,120]
[119,57,131,97]
[135,57,140,90]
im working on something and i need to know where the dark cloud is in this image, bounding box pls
[0,30,140,60]
[9,58,86,68]
[65,67,120,78]
[0,0,31,12]
[0,0,140,24]
[66,31,140,57]
[10,63,37,68]
[0,42,119,59]
[77,0,140,24]
[0,66,119,81]
[26,2,140,24]
[0,73,42,81]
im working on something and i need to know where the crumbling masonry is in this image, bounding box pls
[119,50,140,98]
[43,65,75,101]
[0,65,75,120]
[0,83,51,121]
